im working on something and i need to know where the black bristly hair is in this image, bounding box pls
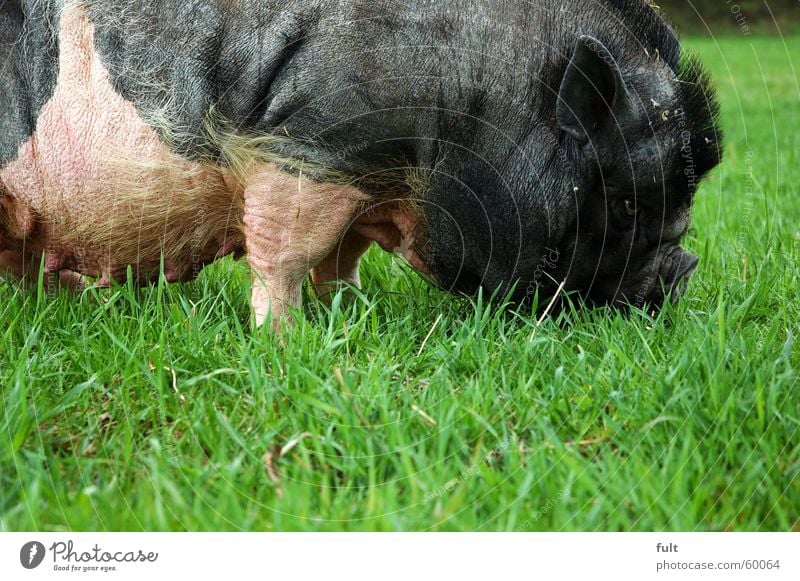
[601,0,724,196]
[675,53,725,186]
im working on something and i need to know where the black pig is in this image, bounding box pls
[0,0,722,327]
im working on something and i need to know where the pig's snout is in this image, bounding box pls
[633,246,699,309]
[658,247,699,305]
[590,246,699,311]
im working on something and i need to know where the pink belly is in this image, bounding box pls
[0,4,242,284]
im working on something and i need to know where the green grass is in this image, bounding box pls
[1,37,798,532]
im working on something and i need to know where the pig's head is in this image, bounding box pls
[411,35,723,311]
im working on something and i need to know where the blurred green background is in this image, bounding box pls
[656,0,798,35]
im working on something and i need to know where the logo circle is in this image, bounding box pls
[20,542,46,570]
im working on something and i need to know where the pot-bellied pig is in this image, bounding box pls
[0,0,722,327]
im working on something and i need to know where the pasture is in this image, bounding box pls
[1,36,798,531]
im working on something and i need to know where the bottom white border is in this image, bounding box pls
[1,533,797,580]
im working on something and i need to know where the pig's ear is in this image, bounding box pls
[557,35,635,145]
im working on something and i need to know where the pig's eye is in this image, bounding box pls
[623,199,639,218]
[609,198,640,228]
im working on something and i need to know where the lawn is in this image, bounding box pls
[1,36,798,532]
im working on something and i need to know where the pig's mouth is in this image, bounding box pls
[587,246,700,310]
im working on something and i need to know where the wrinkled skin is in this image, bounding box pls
[0,0,722,327]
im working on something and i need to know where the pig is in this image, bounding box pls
[0,0,722,328]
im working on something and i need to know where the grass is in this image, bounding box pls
[1,37,798,532]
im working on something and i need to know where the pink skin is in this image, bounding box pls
[0,5,235,285]
[244,180,429,326]
[350,203,431,276]
[242,168,372,328]
[310,201,433,303]
[0,4,428,329]
[311,229,373,300]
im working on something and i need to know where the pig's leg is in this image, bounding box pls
[242,167,369,328]
[311,229,372,301]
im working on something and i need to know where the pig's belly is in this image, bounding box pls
[0,4,243,285]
